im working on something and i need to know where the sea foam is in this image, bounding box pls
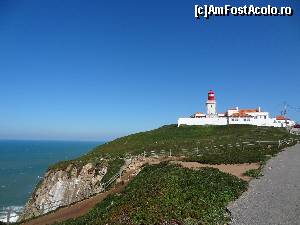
[0,206,23,223]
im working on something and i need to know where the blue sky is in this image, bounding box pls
[0,0,299,141]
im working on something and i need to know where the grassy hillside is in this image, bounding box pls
[51,124,297,171]
[55,163,248,225]
[39,125,298,225]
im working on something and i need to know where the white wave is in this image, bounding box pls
[0,206,23,223]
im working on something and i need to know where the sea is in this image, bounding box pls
[0,140,102,222]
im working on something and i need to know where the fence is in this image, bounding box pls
[137,137,298,159]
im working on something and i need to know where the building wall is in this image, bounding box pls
[227,108,239,116]
[228,117,273,126]
[228,117,292,127]
[178,117,293,127]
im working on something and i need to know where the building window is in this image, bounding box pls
[244,118,247,121]
[264,116,266,119]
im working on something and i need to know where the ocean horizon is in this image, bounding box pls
[0,139,103,222]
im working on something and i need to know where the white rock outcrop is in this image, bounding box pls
[18,163,107,221]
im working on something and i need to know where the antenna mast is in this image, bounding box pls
[282,102,288,127]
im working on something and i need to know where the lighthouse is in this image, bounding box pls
[178,89,296,127]
[206,90,217,116]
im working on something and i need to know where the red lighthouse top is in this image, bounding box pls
[208,90,215,101]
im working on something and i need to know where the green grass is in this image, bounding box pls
[244,168,262,178]
[50,124,297,171]
[55,163,248,225]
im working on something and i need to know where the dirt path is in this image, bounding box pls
[21,157,259,225]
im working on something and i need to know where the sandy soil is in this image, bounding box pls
[21,157,259,225]
[171,161,260,181]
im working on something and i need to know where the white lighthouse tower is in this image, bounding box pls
[206,90,217,117]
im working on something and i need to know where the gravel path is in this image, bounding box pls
[228,144,300,225]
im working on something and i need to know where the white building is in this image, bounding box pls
[178,90,295,128]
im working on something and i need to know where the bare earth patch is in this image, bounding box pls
[171,161,260,181]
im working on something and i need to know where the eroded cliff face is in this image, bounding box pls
[19,163,107,221]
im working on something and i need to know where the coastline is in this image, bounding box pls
[0,140,102,222]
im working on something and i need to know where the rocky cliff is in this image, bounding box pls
[18,163,108,221]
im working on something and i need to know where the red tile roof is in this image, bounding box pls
[231,112,252,117]
[276,115,286,120]
[239,109,259,113]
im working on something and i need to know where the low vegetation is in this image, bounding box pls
[27,125,298,224]
[243,154,274,178]
[51,124,297,172]
[244,168,262,178]
[56,163,248,225]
